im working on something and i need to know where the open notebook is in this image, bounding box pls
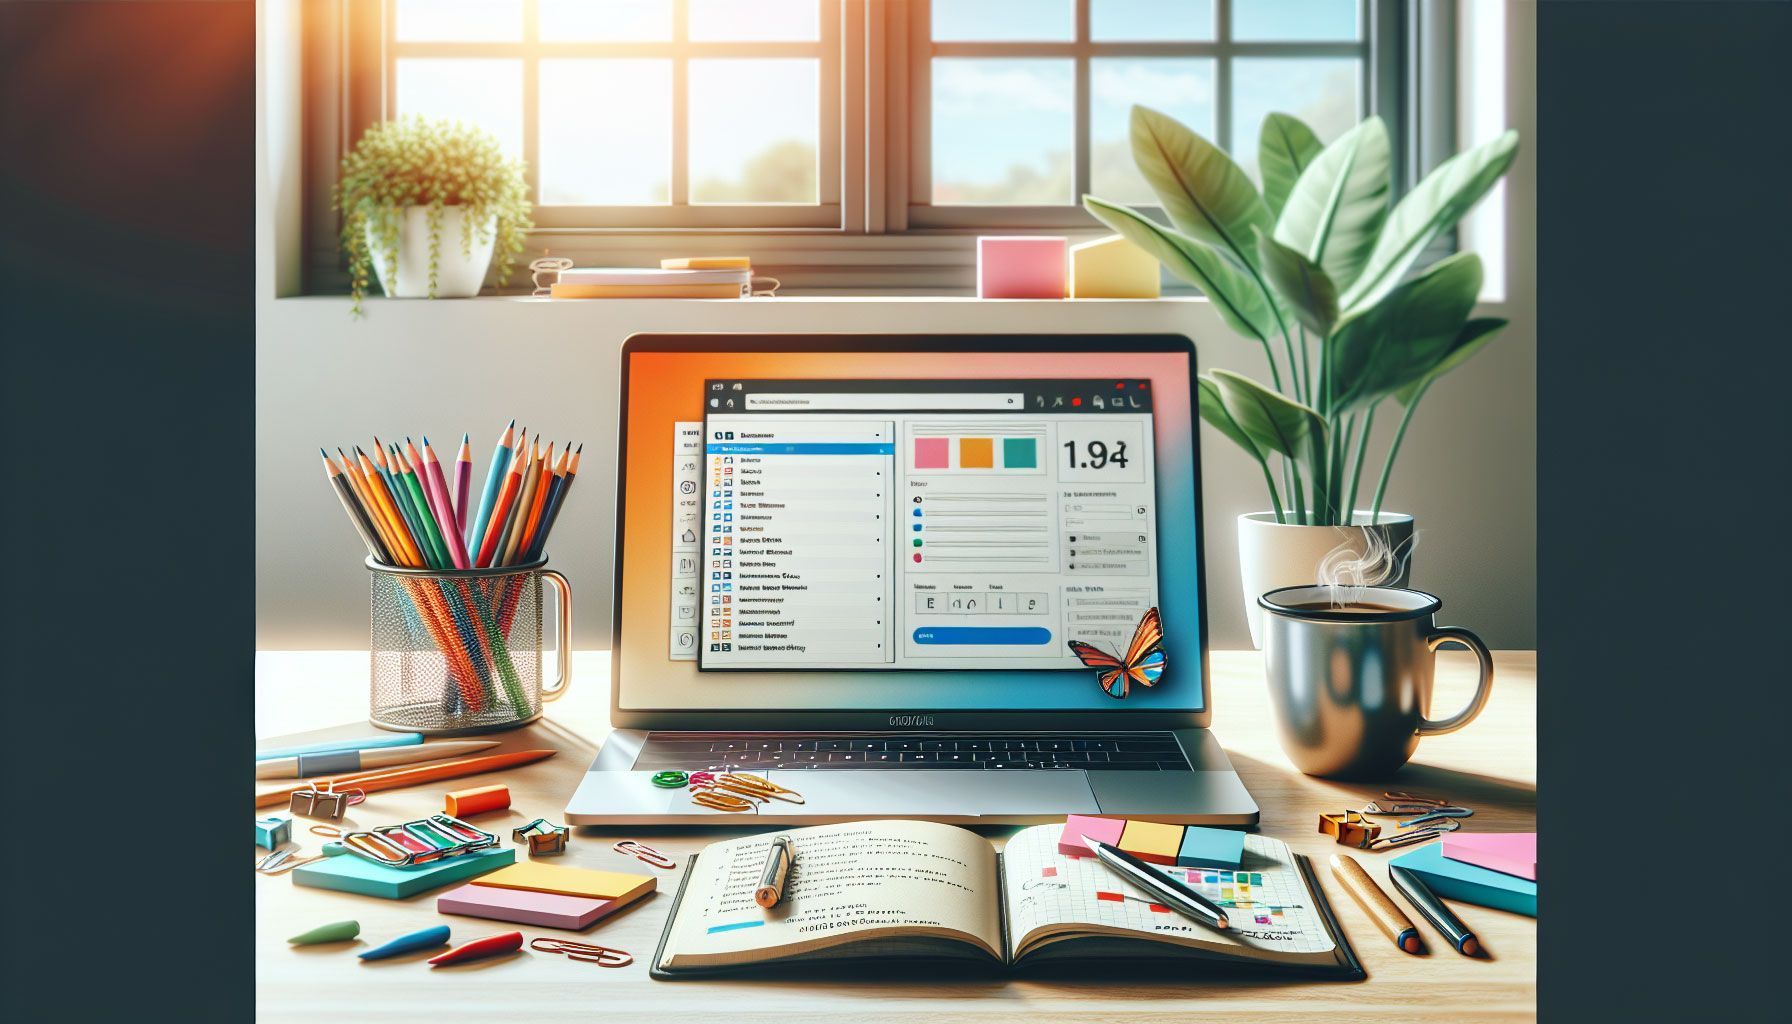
[651,820,1361,979]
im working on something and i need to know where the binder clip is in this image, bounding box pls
[289,783,366,821]
[1318,810,1382,849]
[513,818,570,856]
[256,815,292,850]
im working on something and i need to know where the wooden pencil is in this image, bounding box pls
[255,748,558,808]
[454,432,473,538]
[527,441,578,562]
[514,441,558,563]
[501,439,545,566]
[358,446,425,567]
[1331,853,1424,954]
[337,447,402,563]
[322,449,391,563]
[394,442,452,569]
[467,419,514,561]
[522,443,568,562]
[371,438,432,563]
[414,437,472,570]
[475,441,528,568]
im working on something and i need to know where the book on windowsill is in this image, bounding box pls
[550,266,750,299]
[650,820,1362,980]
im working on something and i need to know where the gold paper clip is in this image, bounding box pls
[1364,791,1456,815]
[530,937,634,967]
[712,772,806,805]
[1318,810,1382,849]
[1367,820,1462,850]
[692,789,758,813]
[613,840,678,870]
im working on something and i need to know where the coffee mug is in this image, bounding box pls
[1258,585,1494,779]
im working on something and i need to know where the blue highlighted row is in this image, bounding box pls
[706,443,894,455]
[706,920,766,934]
[912,626,1053,646]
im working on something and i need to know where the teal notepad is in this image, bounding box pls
[1390,841,1537,917]
[292,847,515,899]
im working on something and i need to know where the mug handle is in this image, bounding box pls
[540,570,572,702]
[1417,626,1494,736]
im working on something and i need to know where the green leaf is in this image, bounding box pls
[1328,251,1483,413]
[1196,374,1262,459]
[1256,231,1339,338]
[1341,129,1519,313]
[1393,317,1509,405]
[1210,369,1326,465]
[1273,117,1391,292]
[1129,104,1271,271]
[1084,195,1277,344]
[1259,112,1323,221]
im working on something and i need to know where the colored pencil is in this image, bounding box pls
[521,445,566,562]
[467,420,514,562]
[475,441,528,568]
[526,442,578,562]
[395,443,452,569]
[337,447,404,562]
[372,439,432,564]
[256,732,422,760]
[501,440,545,566]
[322,450,391,563]
[254,748,558,808]
[358,446,424,567]
[416,437,472,570]
[255,739,500,779]
[514,441,557,564]
[455,433,473,538]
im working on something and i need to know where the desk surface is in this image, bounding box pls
[256,649,1536,1022]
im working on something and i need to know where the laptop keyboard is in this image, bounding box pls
[632,733,1193,772]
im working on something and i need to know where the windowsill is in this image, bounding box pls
[269,292,1212,303]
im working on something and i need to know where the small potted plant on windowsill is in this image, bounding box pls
[1084,106,1518,646]
[334,115,533,314]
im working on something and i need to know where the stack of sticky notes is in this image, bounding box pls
[1442,832,1536,881]
[551,260,751,299]
[292,846,515,899]
[1057,814,1245,870]
[1391,833,1537,917]
[437,861,656,931]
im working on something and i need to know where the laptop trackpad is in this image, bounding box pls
[765,769,1099,818]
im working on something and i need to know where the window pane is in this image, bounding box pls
[539,0,671,42]
[540,60,671,205]
[395,0,521,42]
[395,59,524,158]
[932,59,1073,205]
[1233,0,1360,41]
[1091,59,1215,204]
[933,0,1073,42]
[690,0,818,42]
[689,59,819,204]
[1092,0,1213,41]
[1231,58,1361,180]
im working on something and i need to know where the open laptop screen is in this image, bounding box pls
[616,338,1205,714]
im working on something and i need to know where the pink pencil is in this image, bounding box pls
[455,432,473,537]
[411,437,471,570]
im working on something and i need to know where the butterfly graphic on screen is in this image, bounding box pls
[1067,607,1166,699]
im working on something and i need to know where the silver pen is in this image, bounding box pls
[1081,835,1229,931]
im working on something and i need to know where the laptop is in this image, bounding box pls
[564,333,1258,826]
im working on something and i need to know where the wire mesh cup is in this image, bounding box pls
[367,557,571,735]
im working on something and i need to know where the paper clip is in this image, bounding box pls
[1396,808,1474,828]
[1364,792,1454,815]
[513,817,570,856]
[613,840,677,870]
[1318,810,1382,849]
[289,783,366,820]
[651,771,690,789]
[337,814,499,867]
[692,789,757,813]
[688,771,716,788]
[529,937,634,967]
[309,824,344,838]
[255,847,322,875]
[1367,821,1462,850]
[711,772,805,805]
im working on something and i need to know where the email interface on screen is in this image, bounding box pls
[677,379,1158,671]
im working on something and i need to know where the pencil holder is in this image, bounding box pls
[367,558,571,735]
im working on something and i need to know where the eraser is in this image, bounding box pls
[444,784,510,817]
[439,883,631,930]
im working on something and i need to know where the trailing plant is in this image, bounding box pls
[1085,106,1518,526]
[333,115,533,315]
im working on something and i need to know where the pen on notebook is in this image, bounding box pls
[1330,853,1423,954]
[1389,863,1481,956]
[756,835,795,909]
[254,739,501,779]
[1081,836,1228,931]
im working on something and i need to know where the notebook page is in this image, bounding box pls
[662,820,1003,967]
[1002,824,1337,960]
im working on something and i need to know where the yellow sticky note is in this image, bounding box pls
[470,862,656,902]
[661,256,752,270]
[1118,819,1185,865]
[1070,234,1161,299]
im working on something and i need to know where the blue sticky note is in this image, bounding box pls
[1390,841,1537,917]
[1176,826,1245,869]
[292,847,515,900]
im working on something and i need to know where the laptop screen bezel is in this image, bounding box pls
[610,333,1212,731]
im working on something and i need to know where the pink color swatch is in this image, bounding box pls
[1058,813,1126,857]
[436,883,618,930]
[977,236,1068,299]
[1441,833,1537,881]
[914,437,948,469]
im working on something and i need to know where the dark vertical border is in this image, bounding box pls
[1539,3,1788,1017]
[0,1,254,1015]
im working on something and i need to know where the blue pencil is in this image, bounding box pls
[466,420,515,561]
[256,732,421,761]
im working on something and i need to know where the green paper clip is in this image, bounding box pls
[651,771,689,789]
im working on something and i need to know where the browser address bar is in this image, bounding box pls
[743,392,1024,410]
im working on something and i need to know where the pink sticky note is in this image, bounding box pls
[1058,813,1126,857]
[436,883,619,930]
[914,437,949,469]
[1441,832,1537,881]
[977,236,1068,299]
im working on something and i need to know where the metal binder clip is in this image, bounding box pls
[529,937,633,967]
[289,783,366,820]
[613,840,677,870]
[513,818,570,856]
[1319,810,1382,849]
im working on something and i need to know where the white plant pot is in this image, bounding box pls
[1237,511,1416,648]
[365,205,497,299]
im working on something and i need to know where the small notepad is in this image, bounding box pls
[470,861,655,903]
[292,847,514,899]
[1442,833,1536,881]
[439,883,636,930]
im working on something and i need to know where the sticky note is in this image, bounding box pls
[914,437,948,469]
[1002,437,1037,469]
[1176,825,1246,869]
[977,236,1068,299]
[959,437,994,469]
[470,861,656,904]
[1390,841,1537,917]
[438,883,636,930]
[292,846,514,899]
[1070,234,1162,299]
[1058,814,1127,857]
[1118,820,1185,865]
[1442,832,1537,881]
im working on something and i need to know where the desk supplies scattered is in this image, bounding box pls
[256,732,423,761]
[360,924,451,961]
[256,749,557,809]
[1319,808,1459,850]
[754,835,795,909]
[531,937,634,967]
[1330,853,1423,954]
[470,862,656,906]
[1441,832,1536,881]
[444,784,511,817]
[256,816,292,850]
[292,845,516,899]
[651,770,689,789]
[288,785,365,820]
[288,920,360,945]
[1389,841,1537,917]
[613,840,677,871]
[651,821,1360,980]
[438,883,621,930]
[429,931,523,967]
[513,818,570,856]
[256,740,499,780]
[1056,815,1245,870]
[338,814,499,868]
[1080,836,1228,932]
[1388,863,1482,956]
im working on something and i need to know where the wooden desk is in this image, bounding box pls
[256,650,1536,1022]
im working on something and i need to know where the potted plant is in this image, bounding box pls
[1085,106,1518,646]
[333,115,533,314]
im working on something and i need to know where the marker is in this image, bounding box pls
[756,835,795,909]
[1389,863,1482,956]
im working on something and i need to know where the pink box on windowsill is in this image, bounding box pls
[977,236,1068,298]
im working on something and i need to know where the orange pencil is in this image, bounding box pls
[475,442,528,568]
[336,447,401,564]
[255,748,557,809]
[357,447,425,567]
[516,442,562,563]
[499,439,544,567]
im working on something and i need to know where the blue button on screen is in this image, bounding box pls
[912,626,1053,646]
